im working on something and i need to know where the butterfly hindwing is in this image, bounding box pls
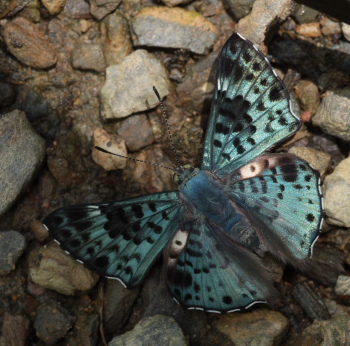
[202,33,301,174]
[164,216,277,312]
[227,153,322,263]
[43,192,184,288]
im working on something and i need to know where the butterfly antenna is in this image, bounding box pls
[153,86,182,169]
[94,146,176,171]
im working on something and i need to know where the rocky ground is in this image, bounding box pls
[0,0,349,345]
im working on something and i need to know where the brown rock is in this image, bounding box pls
[2,17,57,68]
[213,309,290,346]
[42,0,66,15]
[295,80,320,115]
[89,0,122,20]
[2,312,30,346]
[72,42,106,72]
[296,22,322,38]
[117,114,155,152]
[289,147,331,175]
[100,11,132,66]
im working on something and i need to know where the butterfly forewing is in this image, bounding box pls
[227,153,322,263]
[44,192,184,288]
[201,33,301,174]
[165,216,277,312]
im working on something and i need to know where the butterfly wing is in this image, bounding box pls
[164,215,277,312]
[43,192,184,289]
[226,153,323,263]
[201,33,301,174]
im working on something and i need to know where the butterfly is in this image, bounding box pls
[43,33,323,313]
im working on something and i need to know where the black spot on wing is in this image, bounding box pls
[132,204,144,218]
[148,203,157,212]
[95,255,110,269]
[269,85,285,102]
[306,213,315,222]
[214,140,222,148]
[234,63,244,81]
[223,296,233,305]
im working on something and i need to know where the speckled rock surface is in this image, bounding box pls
[0,110,45,216]
[0,231,26,275]
[289,147,331,175]
[323,157,350,227]
[29,242,99,295]
[2,17,57,68]
[100,49,171,119]
[313,88,350,141]
[213,310,290,346]
[108,315,188,346]
[131,7,219,54]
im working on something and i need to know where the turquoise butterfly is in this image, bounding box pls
[44,33,323,313]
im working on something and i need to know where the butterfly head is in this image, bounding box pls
[174,164,196,186]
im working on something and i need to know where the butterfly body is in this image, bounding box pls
[179,169,242,231]
[44,33,323,313]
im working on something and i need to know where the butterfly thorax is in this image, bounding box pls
[174,164,196,185]
[178,169,243,232]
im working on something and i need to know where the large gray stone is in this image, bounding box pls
[0,110,45,216]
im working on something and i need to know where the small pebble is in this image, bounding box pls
[34,303,76,344]
[335,275,350,298]
[213,309,290,345]
[79,19,92,33]
[296,22,322,38]
[292,4,319,24]
[289,147,331,175]
[108,315,187,346]
[2,312,30,346]
[217,0,255,20]
[320,16,341,36]
[100,49,171,119]
[324,156,350,227]
[313,88,350,142]
[31,220,50,243]
[101,12,132,66]
[0,231,26,275]
[42,0,66,15]
[341,22,350,41]
[29,242,99,295]
[2,17,57,68]
[92,128,127,170]
[89,0,122,20]
[118,114,155,152]
[72,42,106,72]
[294,79,320,115]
